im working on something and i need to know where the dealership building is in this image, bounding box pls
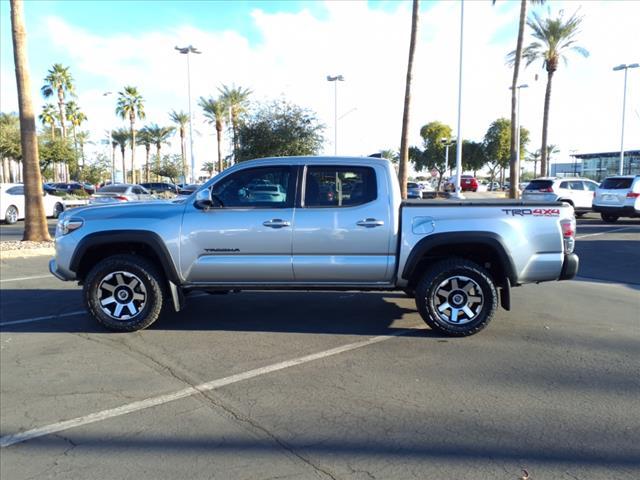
[550,150,640,181]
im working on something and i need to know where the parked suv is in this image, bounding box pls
[522,177,599,216]
[592,175,640,222]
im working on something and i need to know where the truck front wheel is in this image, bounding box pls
[415,258,498,337]
[84,254,165,332]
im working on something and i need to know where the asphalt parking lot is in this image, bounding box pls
[1,213,638,480]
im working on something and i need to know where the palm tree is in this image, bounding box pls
[218,85,251,164]
[41,63,74,139]
[169,110,189,181]
[66,100,87,172]
[39,103,58,139]
[145,124,174,174]
[398,0,419,200]
[545,143,559,176]
[199,96,227,173]
[526,149,542,177]
[77,130,90,172]
[502,0,544,199]
[201,161,216,178]
[136,127,153,182]
[519,10,588,179]
[116,86,145,183]
[111,128,129,183]
[11,0,50,241]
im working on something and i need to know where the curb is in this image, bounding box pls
[0,247,55,260]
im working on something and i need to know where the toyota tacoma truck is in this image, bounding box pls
[50,156,579,336]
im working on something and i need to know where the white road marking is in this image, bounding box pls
[0,311,86,327]
[576,226,637,239]
[0,274,54,284]
[0,328,417,448]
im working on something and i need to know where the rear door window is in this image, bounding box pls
[304,166,377,207]
[569,181,584,190]
[601,177,633,189]
[525,180,553,191]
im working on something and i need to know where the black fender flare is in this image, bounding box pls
[70,230,181,285]
[401,231,518,285]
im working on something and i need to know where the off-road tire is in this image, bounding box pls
[415,258,498,337]
[84,254,165,332]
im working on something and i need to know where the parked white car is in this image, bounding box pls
[1,183,65,224]
[522,177,599,216]
[592,175,640,222]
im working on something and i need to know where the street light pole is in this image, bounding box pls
[613,63,639,175]
[175,45,202,183]
[327,75,344,155]
[451,0,465,199]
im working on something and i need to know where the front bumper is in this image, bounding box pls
[49,258,76,281]
[559,253,579,281]
[592,205,638,216]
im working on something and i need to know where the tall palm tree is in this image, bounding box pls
[199,96,227,173]
[218,85,251,164]
[111,128,129,183]
[41,63,74,139]
[398,0,419,200]
[76,130,90,172]
[519,10,588,178]
[66,100,87,170]
[116,86,145,183]
[502,0,544,199]
[145,123,174,172]
[545,143,559,176]
[11,0,50,241]
[201,161,216,178]
[169,110,189,181]
[136,127,153,183]
[526,149,542,177]
[38,103,58,139]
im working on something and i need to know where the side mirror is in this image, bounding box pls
[194,188,213,209]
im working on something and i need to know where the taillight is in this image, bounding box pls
[539,187,554,192]
[626,192,640,198]
[561,218,576,254]
[114,196,129,201]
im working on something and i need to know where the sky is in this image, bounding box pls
[1,0,639,176]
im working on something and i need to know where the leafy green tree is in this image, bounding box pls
[199,96,227,173]
[380,149,399,164]
[151,154,182,184]
[484,118,529,184]
[236,99,324,162]
[116,86,145,183]
[82,153,111,185]
[218,85,251,163]
[110,128,129,183]
[38,136,74,178]
[517,9,588,179]
[169,110,189,181]
[460,141,488,176]
[41,63,74,139]
[414,121,454,191]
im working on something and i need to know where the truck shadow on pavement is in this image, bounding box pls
[0,290,443,337]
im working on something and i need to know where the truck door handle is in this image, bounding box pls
[263,219,291,228]
[356,218,384,228]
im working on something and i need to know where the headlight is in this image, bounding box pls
[55,217,84,237]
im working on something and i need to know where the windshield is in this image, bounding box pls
[525,180,553,191]
[600,177,633,189]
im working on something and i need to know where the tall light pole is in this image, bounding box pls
[103,91,114,183]
[451,0,465,199]
[613,63,639,175]
[175,45,201,183]
[441,138,455,183]
[327,75,344,155]
[509,83,528,182]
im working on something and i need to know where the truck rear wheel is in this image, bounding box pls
[84,254,165,332]
[415,258,497,337]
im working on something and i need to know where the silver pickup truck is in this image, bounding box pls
[50,156,578,336]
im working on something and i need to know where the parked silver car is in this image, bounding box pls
[592,175,640,222]
[89,184,154,204]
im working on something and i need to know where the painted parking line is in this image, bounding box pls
[0,328,417,448]
[576,226,638,239]
[0,274,54,284]
[0,310,86,327]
